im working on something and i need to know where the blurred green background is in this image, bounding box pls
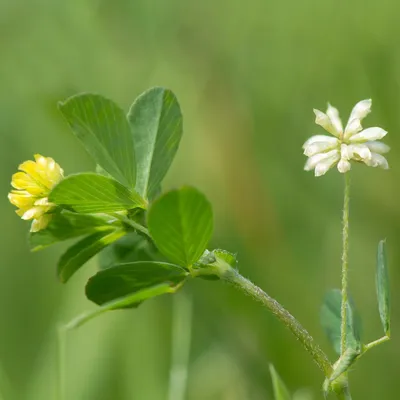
[1,0,399,399]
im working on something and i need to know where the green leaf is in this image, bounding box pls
[29,211,116,251]
[59,93,136,188]
[147,187,213,267]
[86,261,188,305]
[58,229,126,283]
[320,289,362,354]
[66,284,174,329]
[49,173,146,213]
[376,239,391,336]
[269,364,291,400]
[128,87,183,200]
[99,232,160,270]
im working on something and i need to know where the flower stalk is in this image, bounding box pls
[340,173,351,354]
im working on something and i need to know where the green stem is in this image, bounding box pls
[108,213,150,238]
[57,325,66,400]
[220,268,332,376]
[167,292,192,400]
[363,335,390,352]
[340,173,351,355]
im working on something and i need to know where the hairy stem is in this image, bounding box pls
[220,268,332,376]
[341,173,351,355]
[167,292,192,400]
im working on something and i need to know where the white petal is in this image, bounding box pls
[340,144,352,160]
[348,144,371,161]
[349,127,387,143]
[313,109,340,137]
[304,141,338,157]
[349,99,372,122]
[365,153,389,169]
[302,135,339,149]
[314,152,340,176]
[365,141,390,154]
[344,118,362,138]
[326,103,343,136]
[304,150,339,171]
[337,159,351,173]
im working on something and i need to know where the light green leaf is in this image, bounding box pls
[128,87,183,199]
[269,364,291,400]
[376,239,391,336]
[58,93,136,188]
[99,232,160,270]
[49,173,146,213]
[66,284,174,329]
[58,229,126,283]
[29,211,116,251]
[147,186,213,267]
[320,289,362,354]
[86,261,188,305]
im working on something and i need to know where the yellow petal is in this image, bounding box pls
[21,206,47,220]
[11,172,45,195]
[8,191,36,208]
[30,214,52,232]
[19,160,51,190]
[34,154,48,169]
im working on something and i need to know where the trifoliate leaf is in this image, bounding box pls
[86,261,188,305]
[376,239,390,336]
[147,187,213,268]
[59,93,136,189]
[128,87,183,200]
[50,173,146,213]
[58,229,126,282]
[320,289,362,354]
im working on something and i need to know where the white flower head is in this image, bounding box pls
[303,99,390,176]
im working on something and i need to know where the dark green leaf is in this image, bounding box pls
[147,186,213,267]
[320,289,362,354]
[269,364,291,400]
[376,239,391,336]
[49,173,146,213]
[67,284,174,329]
[29,211,116,251]
[86,261,188,305]
[128,87,183,199]
[58,229,126,283]
[99,232,160,270]
[59,93,136,188]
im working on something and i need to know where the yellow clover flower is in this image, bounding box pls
[8,154,64,232]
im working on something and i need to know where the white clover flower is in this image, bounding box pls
[303,99,390,177]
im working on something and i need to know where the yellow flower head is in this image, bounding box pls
[8,154,64,232]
